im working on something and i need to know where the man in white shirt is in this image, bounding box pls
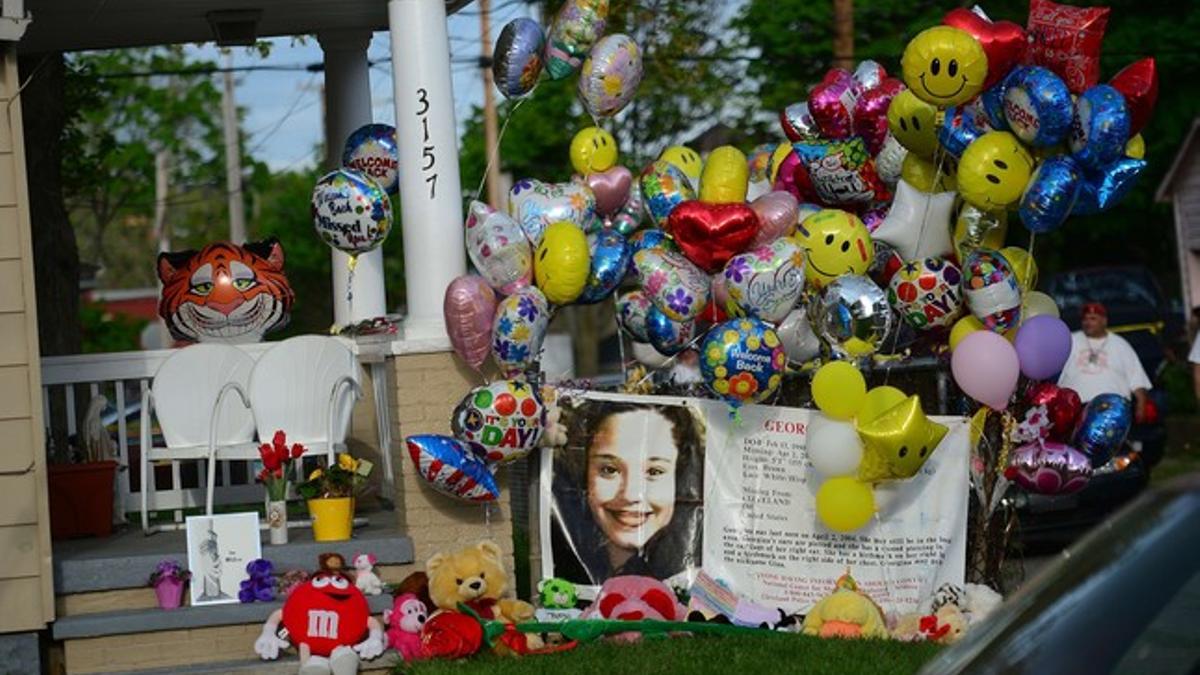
[1058,302,1152,422]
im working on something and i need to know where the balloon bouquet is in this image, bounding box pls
[311,123,400,306]
[894,1,1156,497]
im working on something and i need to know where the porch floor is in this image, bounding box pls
[53,511,411,595]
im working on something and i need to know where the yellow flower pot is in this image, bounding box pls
[307,497,354,541]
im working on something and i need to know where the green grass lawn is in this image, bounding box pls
[394,633,942,675]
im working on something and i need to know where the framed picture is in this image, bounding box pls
[185,512,262,606]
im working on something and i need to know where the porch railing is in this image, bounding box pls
[41,344,273,525]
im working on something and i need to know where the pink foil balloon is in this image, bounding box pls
[1007,440,1092,495]
[443,275,498,371]
[584,166,633,216]
[808,68,861,139]
[951,329,1020,410]
[748,191,800,248]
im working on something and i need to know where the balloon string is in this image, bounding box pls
[997,410,1014,477]
[472,98,526,207]
[346,257,356,305]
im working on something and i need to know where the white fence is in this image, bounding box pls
[42,340,398,528]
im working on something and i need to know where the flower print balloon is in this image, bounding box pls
[464,201,532,294]
[507,178,597,246]
[631,249,709,322]
[721,238,807,324]
[700,318,786,405]
[578,34,643,118]
[491,287,550,377]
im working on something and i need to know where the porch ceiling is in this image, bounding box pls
[20,0,473,54]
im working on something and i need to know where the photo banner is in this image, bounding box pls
[540,392,968,612]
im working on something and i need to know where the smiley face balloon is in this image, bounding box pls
[957,131,1034,212]
[857,395,948,483]
[659,145,703,187]
[570,127,618,175]
[534,221,591,305]
[791,209,873,288]
[901,26,988,108]
[887,89,940,159]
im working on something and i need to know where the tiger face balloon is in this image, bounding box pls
[156,238,295,344]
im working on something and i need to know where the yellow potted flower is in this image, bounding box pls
[296,453,373,541]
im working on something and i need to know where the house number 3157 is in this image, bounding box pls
[415,88,437,199]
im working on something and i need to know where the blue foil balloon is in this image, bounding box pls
[1071,158,1147,216]
[625,228,676,277]
[341,124,399,194]
[1019,155,1083,234]
[980,70,1017,131]
[939,104,988,159]
[1003,67,1073,147]
[578,230,631,304]
[1069,85,1131,172]
[404,434,500,502]
[492,18,546,99]
[699,318,786,405]
[1071,393,1132,468]
[616,289,653,341]
[646,305,696,355]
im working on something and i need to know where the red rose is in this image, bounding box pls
[420,611,483,659]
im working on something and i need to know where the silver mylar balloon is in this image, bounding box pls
[777,305,822,364]
[813,274,894,358]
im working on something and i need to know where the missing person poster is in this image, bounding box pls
[540,392,968,612]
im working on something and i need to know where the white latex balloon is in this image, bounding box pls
[1022,290,1060,319]
[807,414,864,478]
[871,179,955,261]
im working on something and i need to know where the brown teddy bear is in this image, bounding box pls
[426,540,535,624]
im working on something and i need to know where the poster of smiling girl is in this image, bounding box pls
[541,392,706,595]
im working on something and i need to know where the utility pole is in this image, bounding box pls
[154,149,173,348]
[222,50,246,243]
[479,0,503,208]
[832,0,854,71]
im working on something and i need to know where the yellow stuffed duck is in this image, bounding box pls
[802,573,889,639]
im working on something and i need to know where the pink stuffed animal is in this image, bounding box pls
[582,576,687,643]
[383,593,429,661]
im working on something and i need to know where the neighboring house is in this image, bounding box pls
[1156,117,1200,316]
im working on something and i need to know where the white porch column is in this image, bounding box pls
[389,0,466,340]
[319,29,388,326]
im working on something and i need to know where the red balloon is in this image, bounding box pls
[666,200,761,274]
[420,611,483,659]
[853,78,905,155]
[1026,382,1083,443]
[1110,58,1158,136]
[1025,0,1110,94]
[808,69,860,139]
[943,8,1027,90]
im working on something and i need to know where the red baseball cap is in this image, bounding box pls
[1081,302,1107,318]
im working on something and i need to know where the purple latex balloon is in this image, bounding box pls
[951,330,1020,410]
[443,275,498,371]
[1007,440,1092,495]
[1014,315,1072,380]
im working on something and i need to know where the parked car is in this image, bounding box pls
[920,474,1200,675]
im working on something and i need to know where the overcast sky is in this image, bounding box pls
[186,1,538,172]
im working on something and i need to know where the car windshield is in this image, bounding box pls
[919,478,1200,675]
[1048,270,1161,312]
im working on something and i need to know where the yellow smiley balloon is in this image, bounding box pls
[791,209,873,288]
[534,221,591,305]
[901,153,957,192]
[857,395,948,483]
[901,26,987,108]
[569,127,618,175]
[887,89,941,159]
[659,145,703,187]
[957,131,1034,212]
[699,145,750,204]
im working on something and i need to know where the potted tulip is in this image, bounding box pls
[257,431,305,545]
[149,559,191,609]
[296,453,373,542]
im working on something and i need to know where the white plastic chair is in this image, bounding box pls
[236,335,363,487]
[140,344,256,533]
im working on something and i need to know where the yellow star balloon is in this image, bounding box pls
[857,395,948,483]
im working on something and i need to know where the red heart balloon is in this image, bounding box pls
[1026,382,1083,443]
[943,8,1027,90]
[1110,58,1158,137]
[666,201,760,274]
